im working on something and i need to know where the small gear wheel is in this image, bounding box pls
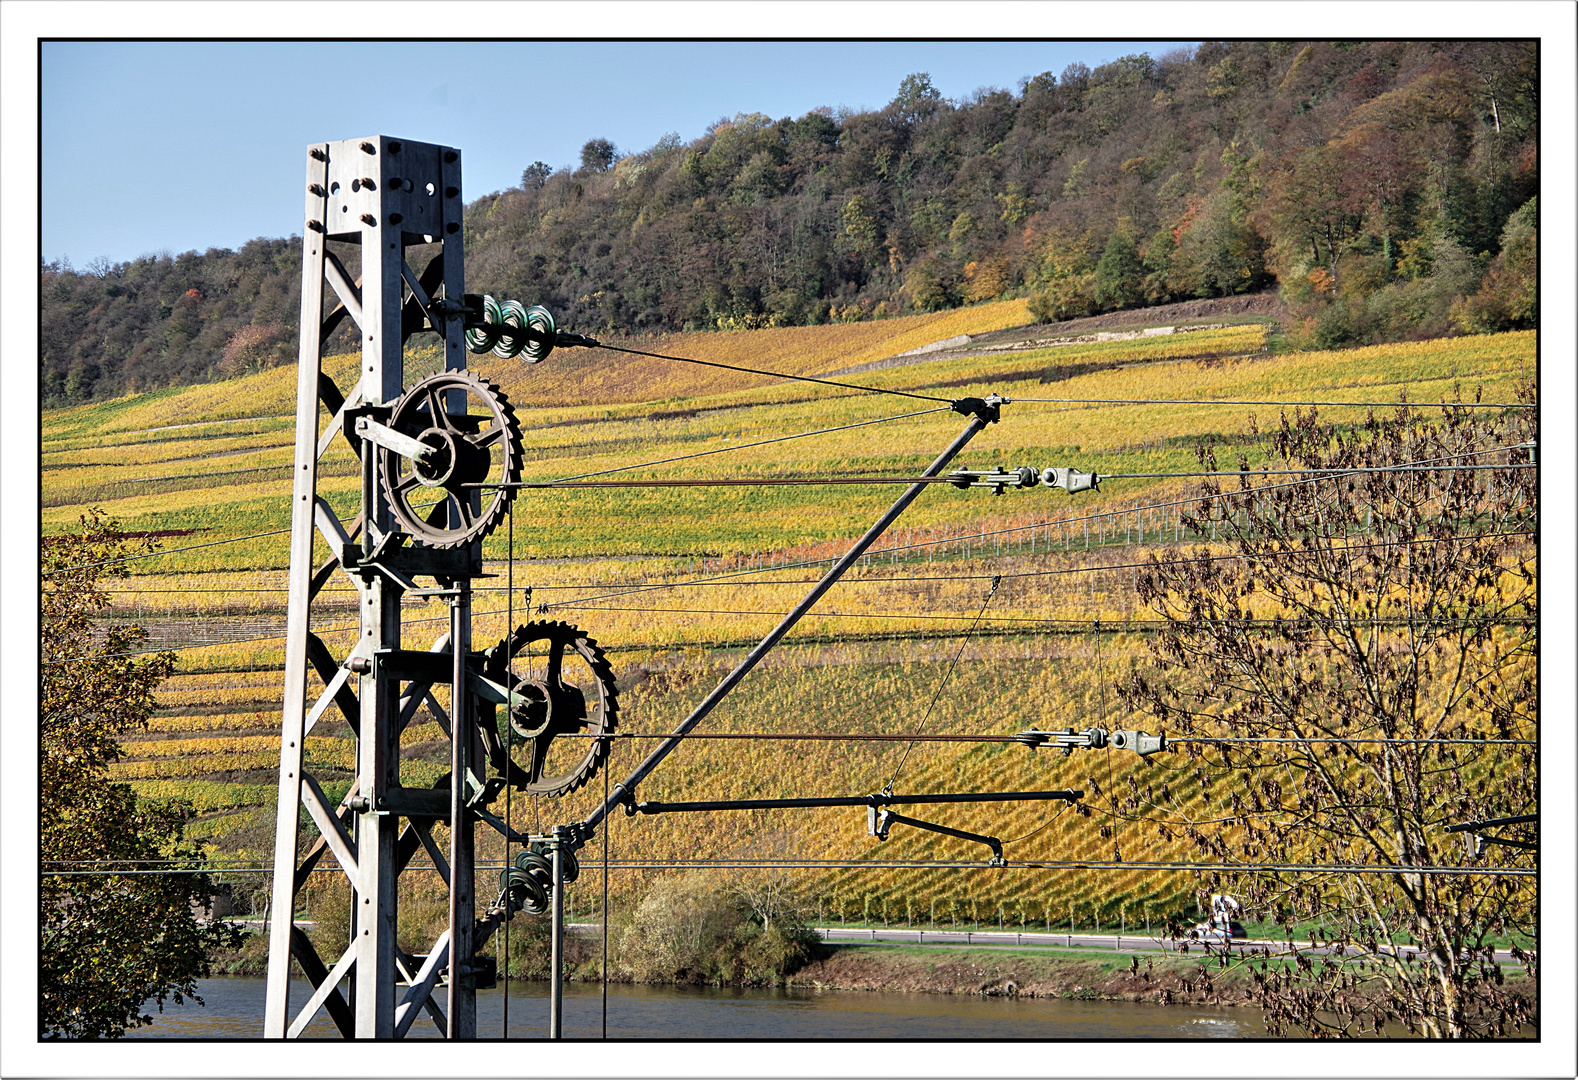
[479,621,618,797]
[377,370,522,549]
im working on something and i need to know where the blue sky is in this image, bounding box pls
[42,40,1190,267]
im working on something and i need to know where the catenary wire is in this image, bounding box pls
[93,525,1535,598]
[541,529,1534,611]
[508,733,1540,746]
[51,605,1536,667]
[42,860,1536,877]
[59,444,1530,587]
[58,605,1536,666]
[42,528,292,575]
[1007,395,1535,409]
[545,405,955,483]
[591,341,953,403]
[539,453,1534,608]
[478,462,1534,490]
[554,605,1536,631]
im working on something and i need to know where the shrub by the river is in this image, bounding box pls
[617,873,819,986]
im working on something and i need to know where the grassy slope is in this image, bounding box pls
[40,310,1536,921]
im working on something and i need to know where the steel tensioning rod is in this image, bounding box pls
[581,403,999,833]
[630,790,1084,814]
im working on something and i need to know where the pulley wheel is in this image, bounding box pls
[377,370,522,549]
[480,621,618,797]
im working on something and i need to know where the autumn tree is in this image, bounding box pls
[521,160,553,189]
[1092,227,1145,310]
[41,42,1540,398]
[1453,197,1538,333]
[579,137,616,173]
[1124,397,1538,1038]
[41,511,241,1038]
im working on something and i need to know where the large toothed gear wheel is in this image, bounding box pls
[480,621,618,797]
[378,370,522,549]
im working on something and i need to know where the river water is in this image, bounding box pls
[126,978,1265,1039]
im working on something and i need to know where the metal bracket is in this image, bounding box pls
[1109,729,1168,757]
[342,542,483,586]
[868,807,1005,865]
[938,461,1099,495]
[1444,813,1537,859]
[1014,727,1167,757]
[951,393,1005,424]
[355,415,435,463]
[1014,726,1106,753]
[1042,466,1100,494]
[946,465,1041,495]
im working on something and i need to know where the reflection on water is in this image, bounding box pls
[127,978,1266,1039]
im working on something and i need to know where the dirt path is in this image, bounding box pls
[818,292,1286,378]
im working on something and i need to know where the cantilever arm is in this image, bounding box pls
[581,404,1002,834]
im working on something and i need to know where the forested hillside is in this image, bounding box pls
[41,40,1537,405]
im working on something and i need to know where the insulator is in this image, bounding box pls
[462,296,573,361]
[464,294,504,354]
[498,867,549,915]
[519,304,557,364]
[493,299,528,359]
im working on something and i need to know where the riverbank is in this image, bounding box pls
[216,932,1534,1014]
[789,945,1257,1007]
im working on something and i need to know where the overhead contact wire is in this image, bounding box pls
[1008,395,1535,409]
[544,530,1533,611]
[480,462,1534,491]
[539,442,1533,608]
[94,525,1538,596]
[44,860,1536,877]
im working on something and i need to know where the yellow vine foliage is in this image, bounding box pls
[44,321,1537,918]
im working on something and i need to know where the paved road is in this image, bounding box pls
[810,926,1529,966]
[229,919,1526,968]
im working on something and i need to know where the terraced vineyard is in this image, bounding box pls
[41,307,1536,922]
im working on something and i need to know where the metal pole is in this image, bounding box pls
[446,584,475,1038]
[549,826,567,1039]
[265,135,471,1041]
[582,409,994,832]
[263,142,331,1038]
